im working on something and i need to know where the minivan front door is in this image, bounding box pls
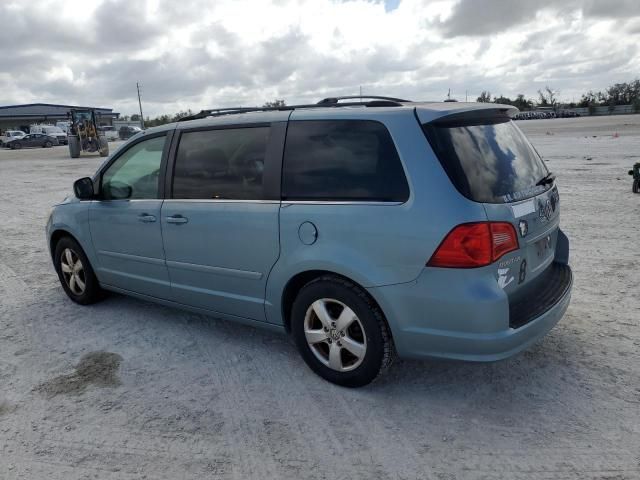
[161,123,285,321]
[89,133,171,298]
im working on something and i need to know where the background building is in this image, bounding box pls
[0,103,118,132]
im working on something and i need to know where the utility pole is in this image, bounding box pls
[359,85,362,101]
[136,82,145,129]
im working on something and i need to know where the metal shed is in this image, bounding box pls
[0,103,118,132]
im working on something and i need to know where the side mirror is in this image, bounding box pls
[629,170,634,176]
[103,182,132,200]
[73,177,95,200]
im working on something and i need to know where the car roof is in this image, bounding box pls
[172,101,518,128]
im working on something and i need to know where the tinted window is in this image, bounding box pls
[172,127,269,200]
[101,135,165,199]
[282,120,409,201]
[423,119,549,203]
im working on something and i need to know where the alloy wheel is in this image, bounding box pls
[304,298,367,372]
[60,248,86,295]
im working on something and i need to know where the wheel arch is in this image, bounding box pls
[280,269,390,336]
[49,229,81,260]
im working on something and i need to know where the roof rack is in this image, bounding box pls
[177,96,411,122]
[316,95,410,104]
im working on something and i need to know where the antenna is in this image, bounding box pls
[136,82,145,129]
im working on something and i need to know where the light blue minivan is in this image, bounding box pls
[47,96,572,387]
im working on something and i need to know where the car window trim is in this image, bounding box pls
[96,129,173,200]
[163,199,281,204]
[166,122,285,201]
[282,200,405,206]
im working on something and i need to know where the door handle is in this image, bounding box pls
[166,215,188,224]
[138,213,157,223]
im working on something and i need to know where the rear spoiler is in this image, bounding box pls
[419,104,519,127]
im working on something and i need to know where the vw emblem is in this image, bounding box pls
[538,199,552,221]
[549,189,558,212]
[518,220,528,237]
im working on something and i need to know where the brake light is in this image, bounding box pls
[427,222,519,268]
[490,222,519,260]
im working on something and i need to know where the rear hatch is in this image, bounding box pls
[420,107,568,324]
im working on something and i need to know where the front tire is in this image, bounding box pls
[291,275,393,387]
[633,179,639,193]
[44,141,53,148]
[53,237,103,305]
[98,136,109,157]
[68,135,80,158]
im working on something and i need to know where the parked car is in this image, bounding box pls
[118,125,142,140]
[0,130,27,146]
[56,121,71,134]
[6,133,59,149]
[557,110,581,118]
[29,125,68,145]
[98,126,120,142]
[46,97,572,387]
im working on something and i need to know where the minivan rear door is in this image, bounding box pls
[421,109,560,294]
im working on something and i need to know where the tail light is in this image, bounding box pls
[427,222,519,268]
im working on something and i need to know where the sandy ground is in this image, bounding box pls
[0,116,639,480]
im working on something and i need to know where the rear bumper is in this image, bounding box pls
[367,263,572,361]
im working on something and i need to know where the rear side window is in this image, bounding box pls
[172,127,269,200]
[423,119,549,203]
[282,120,409,201]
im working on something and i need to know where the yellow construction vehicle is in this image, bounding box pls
[67,109,109,158]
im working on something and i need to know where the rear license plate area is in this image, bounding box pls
[534,234,553,260]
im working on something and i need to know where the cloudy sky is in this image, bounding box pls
[1,0,639,116]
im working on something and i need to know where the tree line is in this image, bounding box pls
[476,79,640,112]
[125,80,640,126]
[118,110,195,127]
[120,101,287,128]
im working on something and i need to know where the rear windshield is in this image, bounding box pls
[423,118,550,203]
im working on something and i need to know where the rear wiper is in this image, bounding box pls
[536,171,555,187]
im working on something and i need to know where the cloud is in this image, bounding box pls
[0,0,638,116]
[582,0,640,19]
[439,0,640,37]
[439,0,558,38]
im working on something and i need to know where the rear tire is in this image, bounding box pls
[68,135,80,158]
[98,136,109,157]
[13,142,22,150]
[291,275,393,387]
[633,179,639,194]
[53,236,103,305]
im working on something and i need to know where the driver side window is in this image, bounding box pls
[101,135,166,200]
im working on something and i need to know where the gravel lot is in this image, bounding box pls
[1,116,639,480]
